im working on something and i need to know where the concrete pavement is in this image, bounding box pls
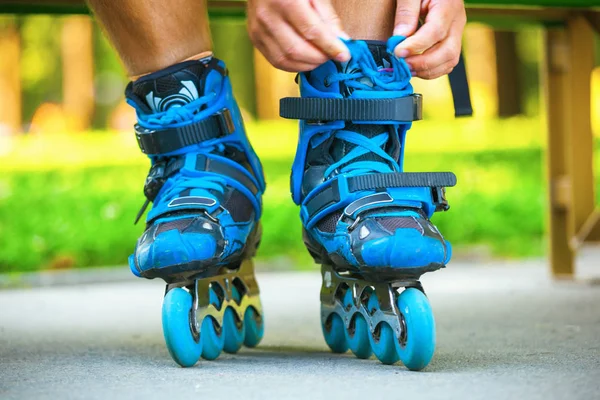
[1,252,600,399]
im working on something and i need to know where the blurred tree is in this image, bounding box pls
[92,22,126,130]
[495,31,522,117]
[211,18,259,117]
[20,16,63,127]
[253,48,297,120]
[516,28,542,117]
[61,16,94,131]
[0,17,21,134]
[464,23,498,118]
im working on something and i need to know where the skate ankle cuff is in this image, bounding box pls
[280,95,422,123]
[135,109,235,155]
[302,172,456,229]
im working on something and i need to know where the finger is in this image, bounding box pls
[253,37,321,72]
[413,58,455,79]
[248,6,328,71]
[394,4,451,57]
[404,32,461,75]
[283,2,350,62]
[393,0,422,37]
[310,0,349,39]
[264,18,330,69]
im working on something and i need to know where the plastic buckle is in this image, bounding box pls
[134,124,158,154]
[432,187,449,212]
[412,93,423,121]
[143,160,168,202]
[216,108,235,135]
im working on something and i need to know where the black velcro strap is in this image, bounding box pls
[305,180,341,221]
[348,172,456,192]
[279,95,422,123]
[135,108,235,155]
[195,155,259,196]
[305,172,456,222]
[448,53,473,117]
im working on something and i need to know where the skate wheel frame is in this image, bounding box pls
[163,259,264,366]
[321,264,409,343]
[180,259,262,341]
[320,263,434,370]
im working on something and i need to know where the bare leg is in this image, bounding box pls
[86,0,212,77]
[332,0,395,41]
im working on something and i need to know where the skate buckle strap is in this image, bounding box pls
[135,108,235,155]
[194,154,259,196]
[303,172,456,227]
[279,95,422,123]
[135,153,259,224]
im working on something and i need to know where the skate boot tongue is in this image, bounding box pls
[336,40,392,90]
[322,39,412,177]
[365,40,392,69]
[331,38,411,95]
[126,56,218,115]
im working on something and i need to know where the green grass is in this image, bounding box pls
[2,146,598,273]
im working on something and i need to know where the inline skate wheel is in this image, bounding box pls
[223,286,245,354]
[201,285,225,360]
[395,287,436,371]
[343,289,372,359]
[367,291,399,365]
[322,313,348,354]
[162,287,202,367]
[243,306,264,348]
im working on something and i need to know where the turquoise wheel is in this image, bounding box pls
[223,286,245,354]
[322,312,348,354]
[395,288,436,371]
[201,285,225,360]
[162,287,202,368]
[343,289,372,359]
[243,306,264,348]
[367,291,399,365]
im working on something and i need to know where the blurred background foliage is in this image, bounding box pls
[0,15,599,273]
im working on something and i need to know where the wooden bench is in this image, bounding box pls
[1,0,599,279]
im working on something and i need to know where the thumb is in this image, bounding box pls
[393,0,421,37]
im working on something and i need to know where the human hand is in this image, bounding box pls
[247,0,351,72]
[393,0,466,79]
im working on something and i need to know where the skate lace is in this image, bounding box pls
[136,92,231,216]
[323,37,412,179]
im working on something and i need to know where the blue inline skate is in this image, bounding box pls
[280,37,456,371]
[127,57,265,367]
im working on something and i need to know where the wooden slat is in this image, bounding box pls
[494,31,522,117]
[467,6,571,24]
[584,10,600,33]
[253,49,297,120]
[543,15,597,279]
[0,0,247,15]
[0,0,599,19]
[543,27,574,278]
[564,16,596,252]
[573,209,600,248]
[465,0,600,7]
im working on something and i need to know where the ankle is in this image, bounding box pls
[129,51,214,81]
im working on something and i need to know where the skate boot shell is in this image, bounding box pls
[127,57,264,366]
[280,37,456,370]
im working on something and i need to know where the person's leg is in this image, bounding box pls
[281,1,453,370]
[332,0,395,41]
[88,0,212,77]
[87,0,265,366]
